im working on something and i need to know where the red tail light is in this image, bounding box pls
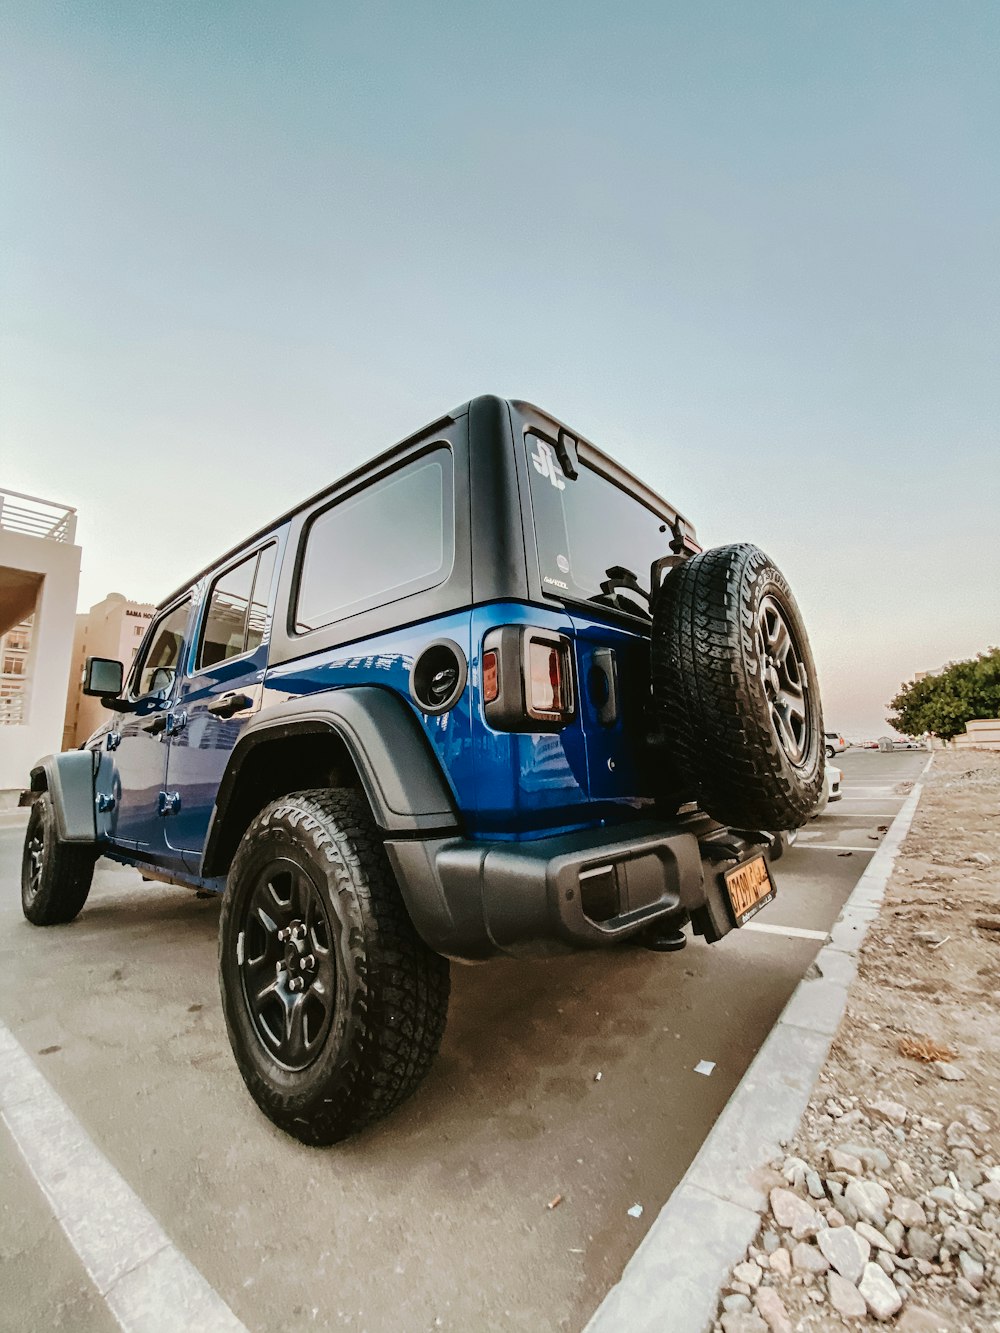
[526,637,571,719]
[482,649,499,703]
[481,627,575,730]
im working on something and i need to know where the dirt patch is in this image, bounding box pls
[714,751,1000,1331]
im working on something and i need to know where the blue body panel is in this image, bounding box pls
[466,602,652,837]
[262,608,477,817]
[93,596,657,861]
[261,600,653,842]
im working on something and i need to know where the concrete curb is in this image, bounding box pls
[584,759,932,1333]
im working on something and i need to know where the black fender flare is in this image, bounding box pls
[29,751,98,843]
[203,686,459,870]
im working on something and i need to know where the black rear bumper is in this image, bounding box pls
[385,818,774,962]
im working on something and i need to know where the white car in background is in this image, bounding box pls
[825,731,847,758]
[814,763,843,815]
[768,764,842,859]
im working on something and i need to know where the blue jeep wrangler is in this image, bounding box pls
[22,396,823,1143]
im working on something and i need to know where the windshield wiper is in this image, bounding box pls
[589,566,652,620]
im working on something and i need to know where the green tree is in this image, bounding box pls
[887,648,1000,742]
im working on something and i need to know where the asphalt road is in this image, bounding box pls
[0,749,928,1332]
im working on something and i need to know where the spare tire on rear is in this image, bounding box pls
[651,543,824,830]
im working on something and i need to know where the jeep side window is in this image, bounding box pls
[133,600,190,698]
[198,545,276,670]
[294,449,453,633]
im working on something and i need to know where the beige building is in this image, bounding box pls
[64,593,155,747]
[953,718,1000,751]
[0,488,82,796]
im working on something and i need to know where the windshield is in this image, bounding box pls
[524,433,673,619]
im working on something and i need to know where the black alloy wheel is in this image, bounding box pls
[24,821,45,908]
[238,861,337,1072]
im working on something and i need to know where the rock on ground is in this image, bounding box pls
[827,1271,867,1318]
[817,1225,870,1283]
[858,1261,903,1319]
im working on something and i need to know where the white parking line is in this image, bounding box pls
[795,843,879,853]
[744,922,829,940]
[835,796,905,802]
[0,1021,246,1333]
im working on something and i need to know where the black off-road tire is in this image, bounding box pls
[219,789,450,1145]
[652,544,824,831]
[21,792,97,925]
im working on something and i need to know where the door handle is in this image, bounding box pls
[206,692,253,719]
[143,714,168,735]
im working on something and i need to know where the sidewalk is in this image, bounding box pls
[711,751,1000,1331]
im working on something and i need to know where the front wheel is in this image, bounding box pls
[218,789,450,1145]
[21,792,96,925]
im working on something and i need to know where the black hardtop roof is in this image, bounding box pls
[157,394,689,610]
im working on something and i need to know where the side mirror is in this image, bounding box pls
[83,657,124,698]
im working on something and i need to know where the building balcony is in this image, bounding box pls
[0,488,77,544]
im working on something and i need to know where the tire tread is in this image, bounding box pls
[651,544,823,829]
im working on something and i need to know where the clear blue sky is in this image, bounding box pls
[2,1,998,738]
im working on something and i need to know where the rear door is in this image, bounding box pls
[163,541,279,867]
[568,610,653,802]
[518,426,672,804]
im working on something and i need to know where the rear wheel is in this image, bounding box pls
[652,544,824,830]
[219,789,450,1145]
[21,792,96,925]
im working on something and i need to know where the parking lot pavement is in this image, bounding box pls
[0,749,929,1332]
[751,749,927,937]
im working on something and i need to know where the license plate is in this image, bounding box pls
[724,854,776,926]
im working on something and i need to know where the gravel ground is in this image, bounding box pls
[712,751,1000,1332]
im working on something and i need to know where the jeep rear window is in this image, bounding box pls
[524,434,669,617]
[294,449,453,633]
